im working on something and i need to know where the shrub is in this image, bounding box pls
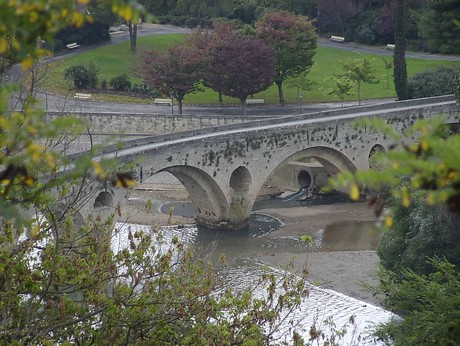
[408,65,459,99]
[377,195,460,277]
[375,259,460,346]
[130,83,160,97]
[64,61,99,89]
[100,79,107,90]
[109,73,131,91]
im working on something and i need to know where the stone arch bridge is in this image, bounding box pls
[82,96,459,231]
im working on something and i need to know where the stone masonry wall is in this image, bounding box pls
[45,112,259,135]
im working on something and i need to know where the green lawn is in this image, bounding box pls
[42,33,460,105]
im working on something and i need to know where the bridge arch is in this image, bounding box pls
[160,166,230,229]
[229,166,252,192]
[286,146,357,177]
[228,166,253,230]
[447,122,460,134]
[369,144,386,169]
[94,191,114,209]
[262,146,357,196]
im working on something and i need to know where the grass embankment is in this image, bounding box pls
[42,33,460,105]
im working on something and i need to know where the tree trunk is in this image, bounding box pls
[276,80,285,104]
[241,99,247,117]
[178,98,183,115]
[357,82,361,105]
[128,22,138,52]
[218,91,222,103]
[394,0,409,100]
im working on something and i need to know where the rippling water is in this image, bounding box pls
[113,222,395,345]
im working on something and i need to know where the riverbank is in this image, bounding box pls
[251,203,381,305]
[122,183,382,306]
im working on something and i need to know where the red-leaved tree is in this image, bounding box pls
[204,26,275,115]
[186,23,233,103]
[256,11,317,104]
[136,44,202,114]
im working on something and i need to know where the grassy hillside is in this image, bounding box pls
[42,33,460,105]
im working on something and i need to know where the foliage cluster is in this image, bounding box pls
[256,11,317,104]
[418,0,460,54]
[408,65,459,99]
[142,0,457,55]
[54,21,111,51]
[336,57,379,105]
[0,210,310,344]
[64,62,100,90]
[109,73,132,91]
[378,195,460,276]
[136,15,316,113]
[374,259,460,346]
[136,42,204,114]
[64,63,156,95]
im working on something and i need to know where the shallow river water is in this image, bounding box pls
[113,215,395,345]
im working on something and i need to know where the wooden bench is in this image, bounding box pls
[246,99,265,105]
[66,42,80,49]
[154,98,173,105]
[386,44,395,50]
[74,93,92,101]
[330,35,345,43]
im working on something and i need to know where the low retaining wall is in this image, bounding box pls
[45,112,264,135]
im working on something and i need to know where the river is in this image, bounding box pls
[112,215,395,345]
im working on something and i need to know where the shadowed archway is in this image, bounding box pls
[161,166,230,229]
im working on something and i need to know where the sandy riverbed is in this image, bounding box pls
[120,183,383,305]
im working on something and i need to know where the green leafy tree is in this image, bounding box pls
[136,43,203,114]
[256,10,317,104]
[378,195,460,276]
[394,0,409,100]
[326,74,354,107]
[373,259,460,346]
[339,57,378,106]
[418,0,460,54]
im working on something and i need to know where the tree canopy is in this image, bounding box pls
[339,57,378,105]
[0,0,141,76]
[256,11,317,104]
[418,0,460,54]
[136,43,203,114]
[205,25,276,114]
